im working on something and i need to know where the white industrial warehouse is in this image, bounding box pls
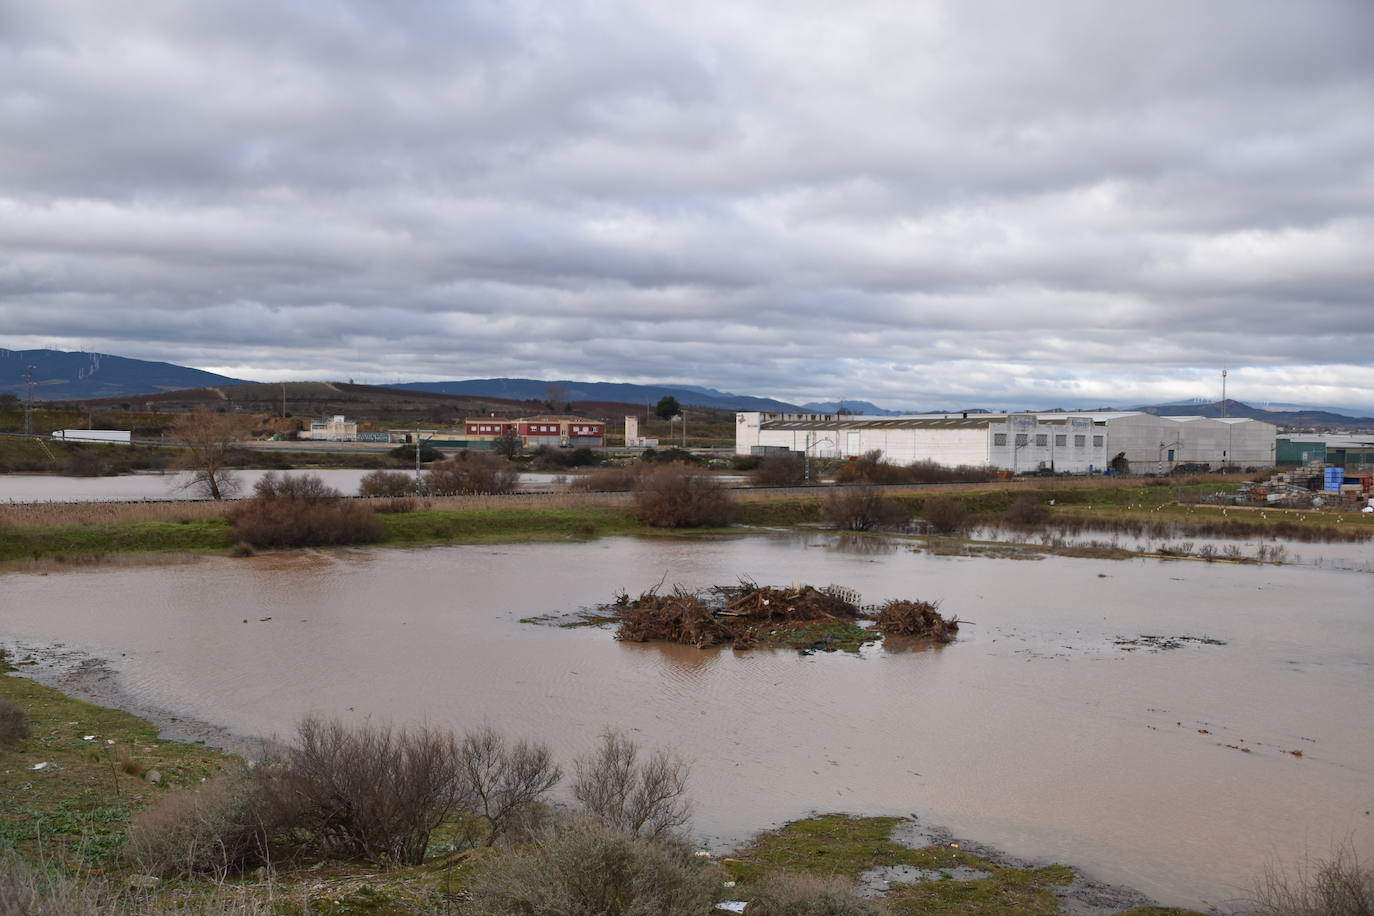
[736,411,1276,474]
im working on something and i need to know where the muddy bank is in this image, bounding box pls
[0,639,282,760]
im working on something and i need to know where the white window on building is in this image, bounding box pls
[993,433,1008,446]
[1093,435,1103,447]
[1074,435,1086,447]
[1035,434,1048,446]
[1055,434,1067,447]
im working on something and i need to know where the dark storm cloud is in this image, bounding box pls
[1,0,1372,411]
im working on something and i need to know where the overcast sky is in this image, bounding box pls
[2,1,1371,412]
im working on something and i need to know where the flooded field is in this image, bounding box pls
[2,533,1370,910]
[0,468,563,501]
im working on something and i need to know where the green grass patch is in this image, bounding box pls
[0,519,232,562]
[724,813,1197,916]
[379,505,645,545]
[0,653,237,867]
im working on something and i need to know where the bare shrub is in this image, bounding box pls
[425,453,519,495]
[1005,495,1049,526]
[833,451,910,485]
[825,487,910,531]
[572,729,691,840]
[633,464,736,528]
[905,460,996,484]
[125,769,276,879]
[465,820,719,916]
[280,715,465,866]
[753,453,807,487]
[456,725,563,848]
[744,871,883,915]
[357,469,415,498]
[568,466,641,492]
[228,472,384,548]
[0,698,29,743]
[1249,843,1373,915]
[923,496,969,535]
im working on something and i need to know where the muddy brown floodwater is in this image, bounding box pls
[1,532,1370,910]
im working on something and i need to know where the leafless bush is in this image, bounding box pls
[572,729,691,840]
[905,460,996,484]
[568,466,641,492]
[633,464,736,528]
[825,487,910,531]
[1004,495,1049,526]
[744,871,883,915]
[833,451,910,485]
[1249,842,1373,915]
[0,698,29,743]
[357,469,415,498]
[923,496,969,535]
[228,472,384,548]
[279,715,465,865]
[455,725,563,848]
[754,453,807,487]
[465,820,719,916]
[125,769,277,879]
[425,453,519,495]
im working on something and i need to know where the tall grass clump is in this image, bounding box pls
[633,464,736,528]
[465,820,720,916]
[743,871,883,915]
[126,769,280,879]
[229,472,384,548]
[0,697,30,743]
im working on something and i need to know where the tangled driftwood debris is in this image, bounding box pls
[873,600,959,642]
[609,582,957,650]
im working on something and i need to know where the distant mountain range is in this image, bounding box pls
[5,348,1372,430]
[1129,399,1374,431]
[0,348,247,401]
[387,378,803,413]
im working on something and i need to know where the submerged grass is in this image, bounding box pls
[726,814,1207,915]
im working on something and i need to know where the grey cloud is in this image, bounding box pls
[1,0,1372,412]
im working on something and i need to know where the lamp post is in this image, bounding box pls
[803,435,835,483]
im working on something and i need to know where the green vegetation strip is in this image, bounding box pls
[0,519,233,562]
[6,479,1363,565]
[726,814,1204,915]
[0,653,233,866]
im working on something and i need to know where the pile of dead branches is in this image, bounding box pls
[717,584,861,622]
[873,600,958,642]
[613,589,734,647]
[614,582,865,649]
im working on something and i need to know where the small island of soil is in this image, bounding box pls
[608,581,958,651]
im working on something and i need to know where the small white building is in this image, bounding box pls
[301,415,358,441]
[736,411,1275,474]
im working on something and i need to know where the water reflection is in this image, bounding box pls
[1,535,1370,910]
